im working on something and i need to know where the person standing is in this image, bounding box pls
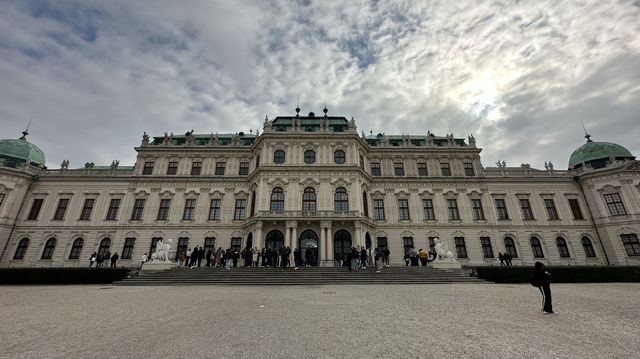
[206,248,213,267]
[110,252,119,268]
[383,247,390,267]
[225,248,233,269]
[89,252,97,267]
[418,249,427,267]
[360,247,367,269]
[498,252,504,266]
[294,248,301,270]
[186,248,192,268]
[531,262,555,314]
[197,246,204,267]
[178,252,185,267]
[367,247,374,268]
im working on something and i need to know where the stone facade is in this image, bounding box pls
[0,113,638,267]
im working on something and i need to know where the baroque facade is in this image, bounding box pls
[1,109,639,268]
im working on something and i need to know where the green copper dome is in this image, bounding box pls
[0,132,46,166]
[569,136,634,169]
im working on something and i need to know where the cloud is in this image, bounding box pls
[0,0,639,170]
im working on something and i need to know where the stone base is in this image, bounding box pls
[141,261,178,271]
[432,261,462,269]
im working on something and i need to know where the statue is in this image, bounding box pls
[61,160,69,170]
[151,238,173,262]
[84,162,94,170]
[162,132,170,145]
[548,161,554,171]
[142,132,149,146]
[502,160,506,168]
[468,134,476,147]
[110,160,119,171]
[446,133,455,145]
[433,237,456,261]
[185,130,195,145]
[544,161,549,170]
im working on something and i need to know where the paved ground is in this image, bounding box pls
[0,283,638,358]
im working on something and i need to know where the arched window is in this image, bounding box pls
[41,238,56,259]
[334,150,345,164]
[335,187,349,211]
[270,187,284,211]
[530,237,544,258]
[274,150,285,164]
[13,238,29,260]
[302,187,316,211]
[98,238,111,256]
[504,237,518,258]
[556,237,570,258]
[304,150,315,164]
[581,237,596,257]
[363,191,369,217]
[69,238,84,259]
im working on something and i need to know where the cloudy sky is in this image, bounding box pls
[1,0,639,170]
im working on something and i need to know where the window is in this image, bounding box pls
[581,237,596,257]
[204,237,216,254]
[150,237,161,257]
[417,162,428,176]
[471,199,485,220]
[556,237,570,258]
[376,237,388,249]
[143,162,154,175]
[0,193,5,208]
[530,237,544,258]
[191,161,202,175]
[359,156,364,169]
[270,187,284,211]
[215,162,225,175]
[13,238,29,259]
[568,199,584,220]
[131,199,145,220]
[394,162,404,176]
[495,199,509,220]
[520,199,534,220]
[480,237,494,258]
[403,237,414,256]
[41,238,56,259]
[167,161,178,175]
[371,162,381,176]
[27,199,44,220]
[106,199,121,221]
[334,150,345,164]
[544,199,559,220]
[504,237,518,258]
[183,199,196,220]
[98,238,111,256]
[302,187,316,211]
[373,199,385,220]
[274,150,285,164]
[398,199,410,220]
[234,199,246,220]
[175,237,188,260]
[69,238,83,259]
[455,237,467,258]
[239,162,249,175]
[122,237,135,259]
[440,163,451,176]
[157,199,171,220]
[79,199,95,221]
[422,199,435,220]
[304,150,315,164]
[335,188,349,211]
[620,234,640,256]
[447,199,460,220]
[363,191,369,217]
[231,237,242,252]
[53,198,69,221]
[208,199,221,220]
[604,193,627,216]
[464,163,475,176]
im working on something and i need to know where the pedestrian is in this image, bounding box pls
[197,246,204,267]
[89,252,97,267]
[225,248,233,269]
[178,252,185,267]
[206,248,213,267]
[186,248,192,267]
[104,251,111,267]
[110,252,119,268]
[232,248,239,267]
[505,252,512,266]
[360,247,367,269]
[281,246,290,270]
[140,253,147,269]
[96,253,104,268]
[367,247,374,268]
[294,248,301,269]
[531,262,555,314]
[216,247,223,267]
[347,248,353,272]
[383,247,390,267]
[498,252,505,266]
[419,249,427,267]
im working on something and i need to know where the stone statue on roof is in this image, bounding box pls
[548,161,554,171]
[110,160,119,171]
[142,132,149,146]
[61,160,69,170]
[162,132,170,145]
[446,133,455,145]
[468,134,476,147]
[185,130,195,145]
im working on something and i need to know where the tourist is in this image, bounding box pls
[281,246,291,270]
[178,252,185,267]
[89,252,97,267]
[140,253,147,269]
[198,246,204,267]
[419,249,427,267]
[304,247,313,267]
[367,247,374,268]
[375,247,381,268]
[186,248,192,267]
[206,248,213,267]
[347,248,353,272]
[504,252,512,266]
[215,247,223,267]
[360,247,367,269]
[232,248,239,267]
[252,247,259,267]
[110,252,119,268]
[104,251,111,267]
[294,248,301,269]
[96,253,104,268]
[383,247,390,267]
[531,262,555,314]
[225,248,232,269]
[498,252,505,266]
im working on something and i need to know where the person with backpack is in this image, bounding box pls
[531,262,555,314]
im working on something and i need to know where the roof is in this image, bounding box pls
[271,116,351,132]
[0,133,46,166]
[151,133,257,146]
[568,139,634,169]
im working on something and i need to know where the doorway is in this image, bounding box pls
[333,229,352,266]
[299,230,318,266]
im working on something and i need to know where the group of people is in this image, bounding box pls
[498,252,514,266]
[404,247,438,267]
[88,251,119,268]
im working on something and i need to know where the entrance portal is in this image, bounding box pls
[299,230,318,266]
[265,230,284,249]
[333,229,352,266]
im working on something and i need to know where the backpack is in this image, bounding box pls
[529,273,543,287]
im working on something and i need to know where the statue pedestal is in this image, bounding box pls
[141,261,178,271]
[432,261,462,269]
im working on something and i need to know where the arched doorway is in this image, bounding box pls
[333,229,352,266]
[265,230,285,249]
[246,232,253,249]
[365,232,372,249]
[299,230,319,266]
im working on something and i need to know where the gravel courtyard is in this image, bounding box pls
[0,283,638,358]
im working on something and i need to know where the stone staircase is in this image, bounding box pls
[113,266,490,286]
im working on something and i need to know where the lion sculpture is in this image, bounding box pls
[151,238,173,262]
[433,237,456,261]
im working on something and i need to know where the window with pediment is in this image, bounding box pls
[335,187,349,211]
[302,187,316,211]
[270,187,285,211]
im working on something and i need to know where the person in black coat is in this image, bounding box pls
[205,249,213,267]
[360,248,367,268]
[532,262,555,314]
[347,249,353,271]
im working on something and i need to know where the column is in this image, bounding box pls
[320,225,326,262]
[291,223,298,251]
[355,222,362,247]
[285,224,291,248]
[255,221,263,249]
[326,222,333,266]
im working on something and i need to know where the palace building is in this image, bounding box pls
[1,108,639,268]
